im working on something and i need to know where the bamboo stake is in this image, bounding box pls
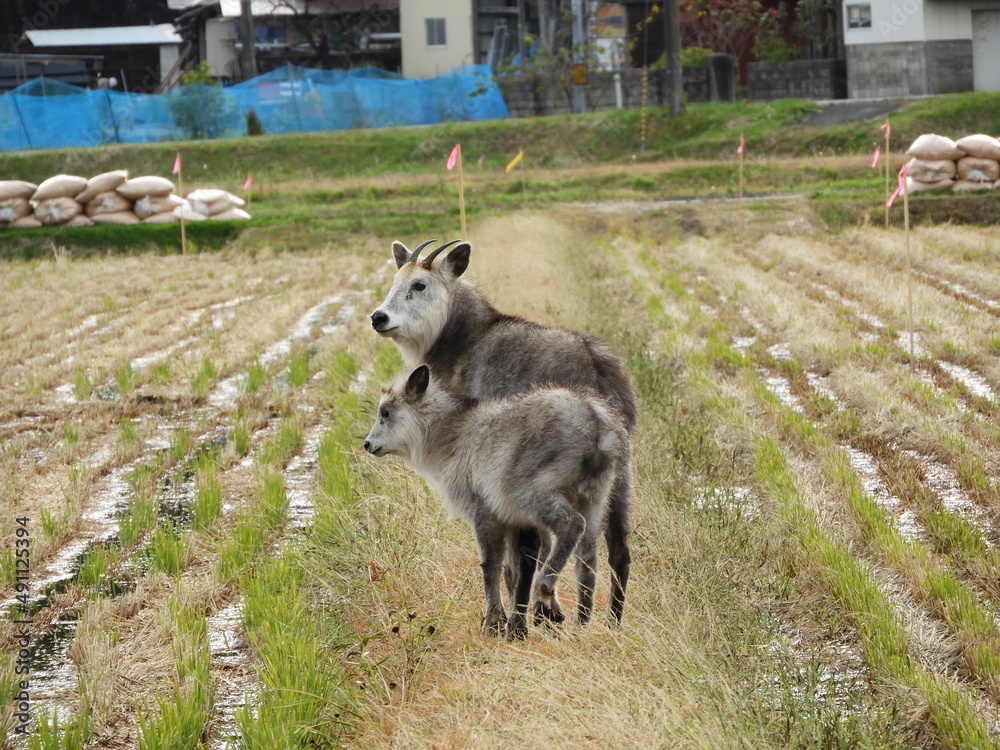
[174,152,187,255]
[457,146,466,239]
[883,120,891,229]
[903,171,914,362]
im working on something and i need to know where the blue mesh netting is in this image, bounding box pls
[0,64,508,151]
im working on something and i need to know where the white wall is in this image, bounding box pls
[844,0,925,45]
[923,2,972,40]
[401,0,474,78]
[205,17,238,79]
[846,0,1000,46]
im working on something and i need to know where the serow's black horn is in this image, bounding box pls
[422,239,462,265]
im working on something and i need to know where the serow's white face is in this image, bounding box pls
[369,263,452,351]
[363,365,434,463]
[363,392,416,461]
[369,240,471,364]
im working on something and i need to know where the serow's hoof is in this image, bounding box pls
[482,613,505,637]
[532,599,566,627]
[505,614,528,640]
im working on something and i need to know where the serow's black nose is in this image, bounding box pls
[370,310,388,329]
[363,440,372,453]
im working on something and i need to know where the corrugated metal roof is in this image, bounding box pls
[26,24,182,48]
[217,0,397,17]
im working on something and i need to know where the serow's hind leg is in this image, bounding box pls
[504,528,537,639]
[575,526,599,625]
[533,495,585,627]
[604,463,632,625]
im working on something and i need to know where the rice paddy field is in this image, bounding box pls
[3,97,1000,749]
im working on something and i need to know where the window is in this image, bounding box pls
[426,18,446,47]
[847,4,872,29]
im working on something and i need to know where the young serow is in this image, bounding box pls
[364,365,627,637]
[370,239,637,626]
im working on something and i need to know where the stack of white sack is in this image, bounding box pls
[0,180,37,227]
[905,135,962,192]
[80,170,130,226]
[31,174,87,226]
[117,176,176,224]
[953,134,1000,191]
[903,133,1000,193]
[180,188,251,221]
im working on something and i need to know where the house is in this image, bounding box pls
[170,0,400,81]
[400,1,568,78]
[844,0,1000,97]
[23,24,184,92]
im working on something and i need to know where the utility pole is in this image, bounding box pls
[239,0,258,82]
[664,0,682,115]
[571,0,586,113]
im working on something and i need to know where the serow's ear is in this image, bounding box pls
[444,242,471,279]
[404,365,430,400]
[391,241,411,269]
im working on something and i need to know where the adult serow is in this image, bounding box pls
[364,365,627,637]
[369,239,637,627]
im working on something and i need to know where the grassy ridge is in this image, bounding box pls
[2,93,1000,186]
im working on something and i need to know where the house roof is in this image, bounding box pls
[26,24,182,48]
[168,0,398,16]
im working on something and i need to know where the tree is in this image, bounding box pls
[262,0,397,69]
[678,0,783,62]
[169,61,237,139]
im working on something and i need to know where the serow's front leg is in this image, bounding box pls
[472,510,506,637]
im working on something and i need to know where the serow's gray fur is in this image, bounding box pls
[370,240,637,626]
[364,365,627,637]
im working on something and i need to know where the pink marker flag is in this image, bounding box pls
[446,144,460,170]
[737,134,745,155]
[886,164,908,207]
[477,154,485,165]
[871,144,881,169]
[172,153,181,175]
[243,173,253,191]
[880,121,891,139]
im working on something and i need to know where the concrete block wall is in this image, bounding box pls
[746,59,847,101]
[497,61,732,118]
[847,40,973,98]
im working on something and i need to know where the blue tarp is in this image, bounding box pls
[0,64,508,151]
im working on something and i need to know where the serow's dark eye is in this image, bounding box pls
[411,281,426,292]
[380,408,390,420]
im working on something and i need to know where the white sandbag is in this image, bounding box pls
[142,211,178,224]
[955,156,1000,183]
[173,201,208,221]
[906,133,965,161]
[955,133,1000,161]
[186,188,245,207]
[66,214,95,227]
[33,174,88,201]
[906,158,956,183]
[210,208,251,221]
[905,176,954,193]
[953,179,993,192]
[0,180,37,201]
[12,215,42,229]
[91,211,140,225]
[0,198,31,224]
[34,197,83,225]
[76,170,128,203]
[187,189,245,216]
[85,191,133,217]
[134,193,183,219]
[116,176,175,200]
